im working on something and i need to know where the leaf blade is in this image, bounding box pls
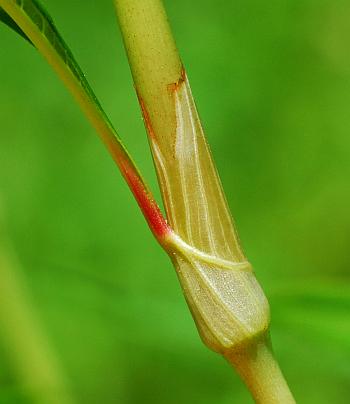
[0,6,31,43]
[0,0,169,242]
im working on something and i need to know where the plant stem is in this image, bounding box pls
[226,337,295,404]
[114,0,295,402]
[114,0,245,260]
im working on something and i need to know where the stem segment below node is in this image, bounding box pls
[226,337,296,404]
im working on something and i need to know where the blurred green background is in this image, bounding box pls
[0,0,349,402]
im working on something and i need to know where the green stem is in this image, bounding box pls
[226,338,295,404]
[114,1,294,402]
[114,0,244,261]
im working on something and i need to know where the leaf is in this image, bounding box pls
[0,0,168,241]
[0,6,32,43]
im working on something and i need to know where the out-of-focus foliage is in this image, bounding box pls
[0,0,349,402]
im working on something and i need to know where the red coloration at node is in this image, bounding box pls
[167,66,186,93]
[136,90,157,140]
[121,159,170,239]
[106,137,170,241]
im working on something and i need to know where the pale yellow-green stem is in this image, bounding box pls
[115,0,243,261]
[114,0,294,402]
[0,209,74,404]
[226,336,295,404]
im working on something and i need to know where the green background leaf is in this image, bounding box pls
[0,0,349,403]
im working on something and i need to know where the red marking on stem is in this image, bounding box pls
[129,67,187,238]
[136,90,157,141]
[106,137,170,240]
[122,160,170,239]
[167,66,186,94]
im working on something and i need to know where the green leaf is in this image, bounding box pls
[0,0,115,149]
[0,0,167,240]
[0,7,31,43]
[1,0,107,116]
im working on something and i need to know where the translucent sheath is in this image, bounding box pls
[115,0,270,352]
